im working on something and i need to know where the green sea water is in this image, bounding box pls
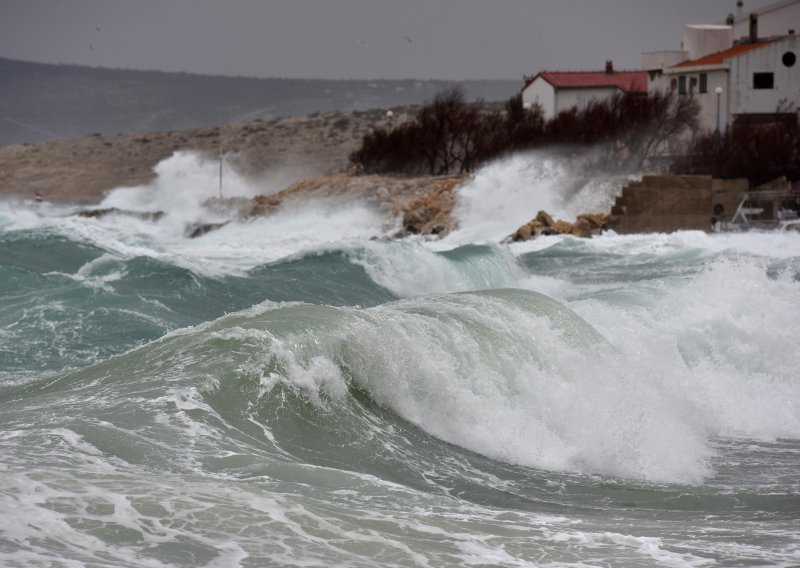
[1,152,799,567]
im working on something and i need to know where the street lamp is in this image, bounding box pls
[715,86,723,132]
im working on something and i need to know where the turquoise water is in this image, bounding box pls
[1,152,799,567]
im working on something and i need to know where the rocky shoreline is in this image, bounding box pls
[0,108,611,241]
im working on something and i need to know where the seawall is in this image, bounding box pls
[608,175,748,234]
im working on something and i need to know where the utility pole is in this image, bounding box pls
[218,144,223,199]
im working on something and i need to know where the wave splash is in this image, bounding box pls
[21,283,798,486]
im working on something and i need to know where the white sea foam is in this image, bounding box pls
[170,200,390,271]
[1,151,394,276]
[248,262,800,484]
[434,151,625,248]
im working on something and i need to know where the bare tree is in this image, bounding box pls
[349,88,700,176]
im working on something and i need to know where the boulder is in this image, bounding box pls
[514,224,533,241]
[576,213,610,233]
[509,210,610,241]
[185,221,229,238]
[76,208,165,222]
[551,220,575,234]
[535,210,555,227]
[399,178,459,235]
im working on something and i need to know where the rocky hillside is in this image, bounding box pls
[0,107,415,203]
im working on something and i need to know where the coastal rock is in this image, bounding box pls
[201,196,252,219]
[185,221,229,238]
[510,211,610,241]
[515,224,533,241]
[250,194,283,217]
[577,213,610,232]
[536,210,555,228]
[397,177,460,236]
[77,208,165,222]
[248,174,464,238]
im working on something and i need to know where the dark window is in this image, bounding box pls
[783,51,796,67]
[678,75,687,94]
[699,73,708,93]
[753,72,774,89]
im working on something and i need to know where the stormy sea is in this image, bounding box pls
[1,151,798,567]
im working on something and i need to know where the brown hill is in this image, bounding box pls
[0,108,415,204]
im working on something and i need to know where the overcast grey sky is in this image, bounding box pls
[0,0,778,80]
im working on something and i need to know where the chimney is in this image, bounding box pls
[726,13,735,26]
[737,1,744,17]
[750,12,758,42]
[605,60,614,74]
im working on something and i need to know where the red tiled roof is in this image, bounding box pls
[673,41,773,68]
[532,71,647,93]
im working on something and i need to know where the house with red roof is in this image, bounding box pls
[642,0,800,132]
[521,61,647,121]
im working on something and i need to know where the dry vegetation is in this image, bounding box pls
[350,89,700,176]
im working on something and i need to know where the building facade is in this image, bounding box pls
[521,62,646,121]
[731,0,800,41]
[642,0,800,132]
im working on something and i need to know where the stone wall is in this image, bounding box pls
[608,175,748,234]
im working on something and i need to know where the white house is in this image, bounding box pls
[642,0,800,132]
[650,36,800,131]
[642,24,735,94]
[521,61,647,121]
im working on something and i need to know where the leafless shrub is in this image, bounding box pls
[350,89,699,176]
[671,113,800,184]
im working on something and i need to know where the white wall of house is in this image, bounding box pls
[642,51,689,72]
[689,69,729,131]
[554,87,620,116]
[732,0,800,40]
[522,79,621,121]
[660,67,730,131]
[648,69,675,94]
[522,78,556,119]
[683,25,733,59]
[729,34,800,115]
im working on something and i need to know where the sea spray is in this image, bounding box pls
[437,151,627,247]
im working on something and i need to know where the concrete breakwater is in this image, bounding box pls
[607,175,749,234]
[607,175,800,234]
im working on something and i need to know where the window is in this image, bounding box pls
[699,73,708,94]
[753,72,774,89]
[783,51,796,67]
[678,75,687,95]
